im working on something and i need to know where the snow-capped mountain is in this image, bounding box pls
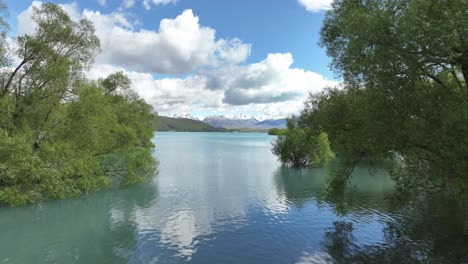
[167,113,200,121]
[224,114,257,120]
[203,115,259,128]
[202,115,286,129]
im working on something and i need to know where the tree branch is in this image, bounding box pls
[2,59,26,96]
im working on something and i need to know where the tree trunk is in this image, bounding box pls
[461,63,468,98]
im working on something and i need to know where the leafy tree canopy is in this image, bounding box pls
[273,0,467,196]
[272,118,334,168]
[0,2,157,206]
[307,0,467,194]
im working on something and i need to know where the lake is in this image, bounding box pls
[0,132,466,263]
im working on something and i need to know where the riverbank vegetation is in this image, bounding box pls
[0,3,157,206]
[272,0,467,195]
[267,128,287,136]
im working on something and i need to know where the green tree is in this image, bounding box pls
[98,71,132,96]
[272,118,334,168]
[308,0,468,193]
[321,0,468,93]
[0,3,157,206]
[2,3,100,98]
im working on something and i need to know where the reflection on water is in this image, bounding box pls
[274,162,395,216]
[274,167,328,208]
[276,163,467,264]
[0,132,466,263]
[322,202,467,264]
[0,183,158,263]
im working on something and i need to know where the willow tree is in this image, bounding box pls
[272,118,334,168]
[309,0,467,193]
[0,3,157,206]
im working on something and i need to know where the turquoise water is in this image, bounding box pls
[0,132,466,263]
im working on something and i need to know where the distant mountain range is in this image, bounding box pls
[203,115,259,129]
[155,115,287,132]
[202,115,287,129]
[254,119,288,128]
[202,115,286,129]
[167,113,201,121]
[155,116,227,132]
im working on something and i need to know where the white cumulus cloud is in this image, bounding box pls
[298,0,333,12]
[87,53,338,118]
[205,53,337,106]
[83,9,251,74]
[87,63,224,114]
[18,3,251,75]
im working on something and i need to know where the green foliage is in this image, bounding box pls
[98,71,132,96]
[268,128,287,135]
[0,3,157,206]
[272,118,334,168]
[305,0,468,194]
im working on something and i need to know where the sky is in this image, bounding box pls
[3,0,338,119]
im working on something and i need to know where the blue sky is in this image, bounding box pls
[4,0,337,119]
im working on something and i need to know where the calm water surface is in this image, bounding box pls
[0,132,466,263]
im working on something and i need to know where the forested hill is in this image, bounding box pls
[155,116,228,132]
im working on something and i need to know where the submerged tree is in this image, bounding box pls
[0,3,157,206]
[272,118,334,168]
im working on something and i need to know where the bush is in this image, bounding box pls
[272,119,334,168]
